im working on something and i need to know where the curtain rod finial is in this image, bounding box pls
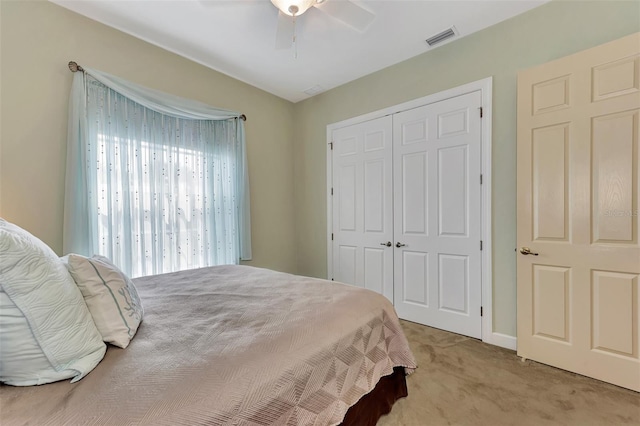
[68,61,84,73]
[240,114,246,121]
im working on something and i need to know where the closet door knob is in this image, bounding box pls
[395,242,406,248]
[380,242,392,247]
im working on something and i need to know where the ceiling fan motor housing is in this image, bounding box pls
[271,0,316,17]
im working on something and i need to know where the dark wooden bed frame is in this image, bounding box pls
[340,367,408,425]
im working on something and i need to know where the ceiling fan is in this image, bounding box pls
[271,0,375,50]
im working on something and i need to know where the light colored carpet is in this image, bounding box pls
[379,321,640,425]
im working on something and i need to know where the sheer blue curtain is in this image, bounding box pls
[64,68,251,277]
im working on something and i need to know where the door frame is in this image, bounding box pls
[326,77,505,348]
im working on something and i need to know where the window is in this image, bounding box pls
[65,71,251,278]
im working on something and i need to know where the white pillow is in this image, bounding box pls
[0,219,106,386]
[64,254,143,348]
[0,289,85,385]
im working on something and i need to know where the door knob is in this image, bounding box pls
[395,242,406,248]
[519,247,538,256]
[380,241,392,247]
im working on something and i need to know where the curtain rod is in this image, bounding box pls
[67,61,247,122]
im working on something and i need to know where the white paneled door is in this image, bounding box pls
[517,33,640,391]
[393,92,483,339]
[331,91,484,339]
[332,116,394,302]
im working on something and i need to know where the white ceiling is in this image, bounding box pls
[51,0,548,103]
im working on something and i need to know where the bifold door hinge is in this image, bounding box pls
[331,233,334,241]
[480,174,483,184]
[479,107,483,118]
[331,188,334,195]
[481,306,483,317]
[480,240,483,251]
[329,142,333,150]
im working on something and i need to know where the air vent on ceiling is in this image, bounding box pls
[425,26,458,47]
[304,85,325,96]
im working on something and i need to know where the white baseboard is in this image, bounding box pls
[486,332,517,351]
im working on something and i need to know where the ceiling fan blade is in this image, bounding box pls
[313,0,374,32]
[275,11,294,50]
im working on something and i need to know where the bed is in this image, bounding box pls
[0,265,416,425]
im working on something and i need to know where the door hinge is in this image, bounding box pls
[329,142,333,150]
[331,233,334,241]
[479,107,483,118]
[480,240,483,251]
[331,187,334,195]
[481,306,483,317]
[480,174,483,185]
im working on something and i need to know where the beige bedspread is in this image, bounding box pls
[0,265,416,426]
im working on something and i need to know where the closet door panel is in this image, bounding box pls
[331,116,394,302]
[393,91,483,339]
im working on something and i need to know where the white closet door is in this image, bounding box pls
[332,116,394,302]
[393,91,483,338]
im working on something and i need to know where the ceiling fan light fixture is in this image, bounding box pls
[271,0,316,17]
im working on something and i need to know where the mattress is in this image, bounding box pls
[0,265,416,425]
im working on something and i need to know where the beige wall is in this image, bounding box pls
[2,0,639,338]
[293,0,640,337]
[0,0,297,273]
